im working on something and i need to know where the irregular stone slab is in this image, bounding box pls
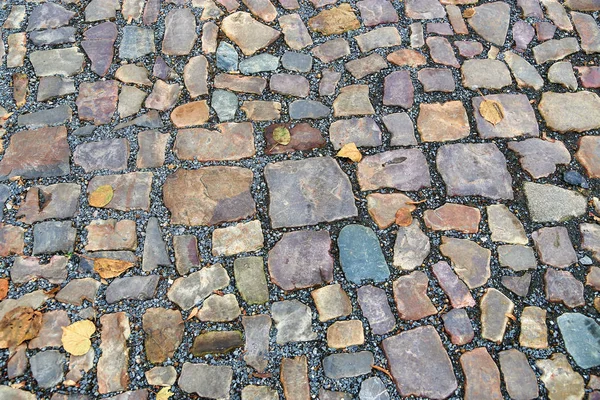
[241,0,276,22]
[501,273,532,297]
[142,308,183,363]
[572,12,600,53]
[308,4,359,35]
[167,264,229,310]
[582,223,600,261]
[393,271,436,320]
[162,9,197,55]
[512,20,535,51]
[241,100,281,120]
[268,230,333,290]
[211,90,238,122]
[327,320,364,348]
[318,70,341,97]
[329,117,382,149]
[163,167,255,226]
[145,366,177,386]
[455,40,483,57]
[234,256,269,304]
[145,80,182,111]
[0,126,70,181]
[242,315,270,371]
[357,0,398,26]
[480,288,514,343]
[346,54,388,79]
[98,312,130,394]
[440,237,491,289]
[12,74,27,109]
[383,112,417,146]
[524,182,586,222]
[558,313,600,369]
[279,14,312,50]
[281,51,313,72]
[498,245,537,271]
[243,386,278,400]
[417,101,468,142]
[508,138,570,178]
[88,172,152,211]
[56,278,101,306]
[542,0,572,30]
[467,2,510,45]
[115,64,152,86]
[312,38,351,63]
[179,363,232,399]
[197,293,240,322]
[30,27,76,46]
[427,36,460,67]
[577,66,600,88]
[366,193,415,229]
[461,59,512,89]
[105,275,159,303]
[85,0,120,21]
[537,353,585,400]
[418,68,455,92]
[175,123,255,162]
[356,285,395,335]
[85,219,137,252]
[17,105,72,128]
[520,306,548,349]
[118,85,146,118]
[28,2,75,31]
[333,85,374,116]
[212,220,263,256]
[7,32,26,68]
[37,76,76,102]
[31,350,65,389]
[265,123,326,154]
[436,143,513,199]
[405,0,446,18]
[82,22,117,76]
[32,220,76,255]
[289,100,329,119]
[119,26,155,59]
[76,80,118,125]
[171,101,210,127]
[28,309,70,349]
[322,351,374,379]
[360,377,389,400]
[545,268,585,308]
[461,347,503,400]
[214,74,267,94]
[272,299,317,344]
[442,308,474,345]
[11,256,68,284]
[137,130,168,169]
[173,235,200,275]
[432,261,475,308]
[424,204,480,233]
[183,56,208,97]
[222,12,280,55]
[281,356,310,399]
[265,157,356,228]
[538,91,600,132]
[388,49,427,67]
[473,94,539,139]
[311,284,352,322]
[532,226,577,268]
[504,51,544,90]
[239,53,280,74]
[217,42,239,72]
[192,330,243,357]
[383,71,414,108]
[74,138,129,172]
[498,349,539,400]
[383,326,457,399]
[0,225,25,256]
[393,220,430,271]
[355,26,401,52]
[270,73,309,97]
[357,149,431,191]
[533,37,580,63]
[339,224,390,284]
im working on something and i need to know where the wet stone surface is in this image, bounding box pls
[1,0,600,398]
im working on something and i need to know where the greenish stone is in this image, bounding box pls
[239,53,279,74]
[234,256,269,304]
[338,224,390,284]
[191,331,243,357]
[558,313,600,369]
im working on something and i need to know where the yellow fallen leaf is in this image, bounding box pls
[0,307,43,350]
[479,99,505,126]
[89,185,114,208]
[157,387,174,400]
[272,126,291,145]
[337,143,362,162]
[62,320,96,356]
[94,258,134,279]
[395,207,414,227]
[463,8,476,18]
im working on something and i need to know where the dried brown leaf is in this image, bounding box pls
[336,142,362,162]
[0,307,43,349]
[463,8,476,18]
[93,258,134,279]
[479,99,505,126]
[62,320,96,356]
[88,185,114,208]
[395,207,413,227]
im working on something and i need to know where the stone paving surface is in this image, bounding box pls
[1,0,600,398]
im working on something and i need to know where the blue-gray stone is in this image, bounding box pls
[216,42,239,72]
[322,351,374,378]
[581,256,594,265]
[33,220,76,255]
[30,350,65,388]
[105,275,160,304]
[359,377,390,400]
[0,184,10,220]
[30,27,77,46]
[119,26,155,59]
[73,125,97,137]
[282,51,313,72]
[239,53,280,74]
[289,100,330,119]
[211,90,238,122]
[564,170,589,188]
[558,313,600,368]
[17,105,72,128]
[338,224,390,284]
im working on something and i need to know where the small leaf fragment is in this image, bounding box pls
[463,8,476,18]
[61,320,96,356]
[272,126,291,146]
[0,307,43,350]
[89,185,114,208]
[157,387,174,400]
[94,258,135,279]
[337,142,362,162]
[479,99,505,126]
[395,207,413,227]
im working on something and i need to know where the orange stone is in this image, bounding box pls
[423,203,481,233]
[387,49,427,67]
[417,101,470,142]
[171,101,210,128]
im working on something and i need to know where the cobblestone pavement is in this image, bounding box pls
[1,0,600,398]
